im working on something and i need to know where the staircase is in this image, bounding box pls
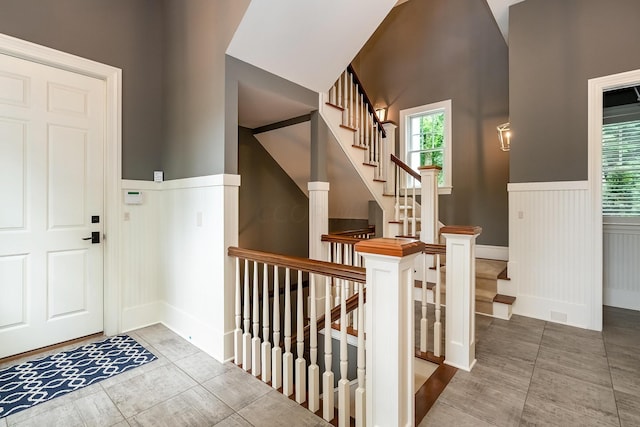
[320,65,516,320]
[419,259,515,320]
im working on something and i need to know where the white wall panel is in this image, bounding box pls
[0,119,26,230]
[120,180,163,331]
[48,125,86,229]
[0,254,27,329]
[604,224,640,311]
[0,70,29,107]
[47,249,87,318]
[47,83,88,116]
[509,181,595,328]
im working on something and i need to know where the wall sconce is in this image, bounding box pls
[375,107,387,122]
[497,122,511,151]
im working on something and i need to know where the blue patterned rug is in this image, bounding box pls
[0,335,156,418]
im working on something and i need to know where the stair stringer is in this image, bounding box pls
[319,93,396,237]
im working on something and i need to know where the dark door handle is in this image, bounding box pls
[82,232,100,244]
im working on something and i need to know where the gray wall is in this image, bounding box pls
[351,0,510,246]
[0,0,165,181]
[509,0,640,183]
[163,0,250,179]
[238,127,309,257]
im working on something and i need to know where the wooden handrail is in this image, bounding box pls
[423,243,446,255]
[331,225,375,237]
[391,154,421,181]
[228,247,366,283]
[321,234,364,245]
[293,287,366,343]
[346,64,386,138]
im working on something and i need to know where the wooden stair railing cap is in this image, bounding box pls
[228,246,366,283]
[418,165,442,171]
[354,237,425,258]
[440,225,483,236]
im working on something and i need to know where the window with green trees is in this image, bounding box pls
[400,100,452,193]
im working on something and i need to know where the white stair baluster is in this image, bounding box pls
[308,275,320,412]
[295,270,306,403]
[272,266,282,389]
[403,172,409,236]
[355,281,366,427]
[412,177,417,236]
[283,268,293,396]
[434,253,443,357]
[234,258,242,365]
[395,165,400,222]
[243,259,251,371]
[261,263,271,383]
[338,280,350,427]
[420,253,429,353]
[252,261,261,376]
[323,275,334,422]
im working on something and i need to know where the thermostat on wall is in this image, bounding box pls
[124,191,143,205]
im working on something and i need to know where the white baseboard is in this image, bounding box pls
[121,301,163,333]
[512,294,595,330]
[161,302,228,362]
[604,289,640,311]
[476,245,509,261]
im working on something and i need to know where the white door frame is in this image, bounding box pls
[588,68,640,331]
[0,33,122,336]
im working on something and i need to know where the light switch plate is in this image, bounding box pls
[154,170,164,182]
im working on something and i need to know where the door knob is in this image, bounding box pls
[82,232,100,244]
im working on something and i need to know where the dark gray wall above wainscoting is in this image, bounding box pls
[238,127,309,258]
[351,0,510,246]
[509,0,640,183]
[0,0,165,180]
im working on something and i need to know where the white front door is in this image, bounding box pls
[0,53,105,358]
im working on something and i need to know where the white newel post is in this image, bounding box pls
[418,166,441,245]
[382,122,397,196]
[441,226,482,372]
[308,181,329,312]
[356,237,425,427]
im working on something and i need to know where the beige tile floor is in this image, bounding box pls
[1,305,639,426]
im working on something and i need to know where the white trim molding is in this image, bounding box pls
[588,68,640,331]
[0,33,123,336]
[399,99,452,195]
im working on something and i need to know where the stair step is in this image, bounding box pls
[340,124,357,132]
[325,101,344,111]
[373,178,387,183]
[351,144,367,150]
[362,162,377,167]
[493,294,516,305]
[498,266,510,280]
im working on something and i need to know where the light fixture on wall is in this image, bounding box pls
[497,122,511,151]
[375,107,387,122]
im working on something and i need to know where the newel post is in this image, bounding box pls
[418,166,441,245]
[441,226,482,372]
[355,237,425,427]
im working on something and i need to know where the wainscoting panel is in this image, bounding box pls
[508,181,596,328]
[120,180,163,331]
[604,223,640,311]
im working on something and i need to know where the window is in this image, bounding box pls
[399,100,452,194]
[602,105,640,217]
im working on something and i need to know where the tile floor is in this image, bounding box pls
[1,305,639,426]
[420,305,640,426]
